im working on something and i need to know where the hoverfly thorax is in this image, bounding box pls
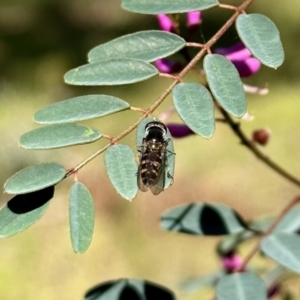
[137,120,172,195]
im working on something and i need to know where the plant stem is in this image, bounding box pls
[219,107,300,187]
[209,194,300,300]
[236,194,300,271]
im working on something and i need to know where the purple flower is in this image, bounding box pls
[166,123,194,138]
[187,11,202,33]
[155,59,184,73]
[157,14,175,32]
[221,252,245,273]
[214,42,261,77]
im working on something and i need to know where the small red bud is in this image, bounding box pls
[252,128,271,146]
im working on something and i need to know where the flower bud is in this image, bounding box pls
[157,14,175,32]
[186,11,201,34]
[155,59,184,74]
[252,128,271,146]
[166,123,194,138]
[221,252,244,273]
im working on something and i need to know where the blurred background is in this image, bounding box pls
[0,0,299,299]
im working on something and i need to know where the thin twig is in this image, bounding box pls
[236,194,300,271]
[218,107,300,187]
[209,195,300,300]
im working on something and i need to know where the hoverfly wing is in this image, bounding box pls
[137,163,148,192]
[149,153,166,195]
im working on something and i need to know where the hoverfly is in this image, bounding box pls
[137,120,174,195]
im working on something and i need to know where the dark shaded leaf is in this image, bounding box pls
[85,278,176,300]
[0,186,54,237]
[161,203,247,236]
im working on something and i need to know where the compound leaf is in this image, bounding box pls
[0,186,54,238]
[172,83,215,138]
[34,95,130,124]
[69,182,95,253]
[4,163,65,195]
[204,54,246,118]
[88,31,185,63]
[64,59,158,86]
[122,0,218,14]
[104,144,138,201]
[236,14,284,68]
[20,123,102,149]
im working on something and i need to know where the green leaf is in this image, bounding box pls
[104,145,138,201]
[20,123,102,149]
[4,163,66,194]
[273,204,300,233]
[69,182,94,253]
[0,186,53,238]
[34,95,130,124]
[172,83,215,138]
[248,216,274,233]
[216,272,267,300]
[64,59,158,86]
[181,271,224,293]
[261,233,300,274]
[204,54,247,118]
[236,14,284,68]
[85,278,177,300]
[122,0,218,14]
[136,118,175,190]
[88,31,185,63]
[161,203,247,235]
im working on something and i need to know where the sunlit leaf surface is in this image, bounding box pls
[88,31,185,63]
[236,14,284,68]
[204,54,247,118]
[64,59,158,86]
[122,0,218,14]
[172,83,215,138]
[104,144,138,201]
[4,163,65,195]
[69,182,94,253]
[20,123,102,149]
[34,95,130,124]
